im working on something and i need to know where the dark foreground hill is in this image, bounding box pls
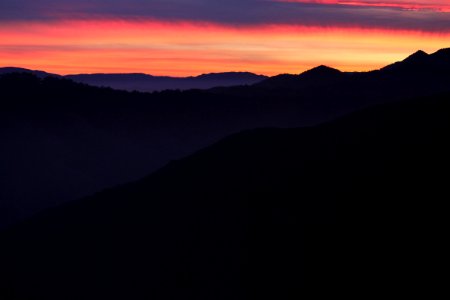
[1,92,449,299]
[1,48,450,229]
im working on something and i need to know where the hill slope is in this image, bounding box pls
[1,92,449,299]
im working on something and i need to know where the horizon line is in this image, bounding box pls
[1,47,449,78]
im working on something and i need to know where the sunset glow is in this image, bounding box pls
[1,0,449,76]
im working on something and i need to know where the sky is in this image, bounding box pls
[0,0,449,76]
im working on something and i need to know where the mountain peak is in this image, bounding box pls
[403,50,428,63]
[195,72,267,81]
[300,65,342,77]
[298,65,342,81]
[256,65,343,89]
[412,50,428,56]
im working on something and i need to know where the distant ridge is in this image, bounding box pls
[256,65,344,89]
[0,67,59,79]
[195,71,266,81]
[300,65,341,77]
[0,68,267,92]
[64,71,268,92]
[2,48,450,92]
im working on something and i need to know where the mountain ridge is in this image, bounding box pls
[2,47,450,92]
[380,47,450,73]
[1,48,450,229]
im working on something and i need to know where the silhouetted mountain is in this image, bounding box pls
[256,65,343,89]
[67,71,268,92]
[1,92,448,299]
[300,64,342,77]
[195,71,266,81]
[257,48,450,90]
[381,48,450,73]
[405,49,428,62]
[1,48,450,229]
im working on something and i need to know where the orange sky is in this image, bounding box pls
[1,0,450,75]
[1,20,450,76]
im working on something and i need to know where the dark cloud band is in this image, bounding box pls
[0,0,449,32]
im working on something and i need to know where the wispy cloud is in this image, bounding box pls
[277,1,450,12]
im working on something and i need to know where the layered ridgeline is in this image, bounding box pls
[65,72,268,92]
[1,92,449,299]
[1,48,450,228]
[0,68,268,92]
